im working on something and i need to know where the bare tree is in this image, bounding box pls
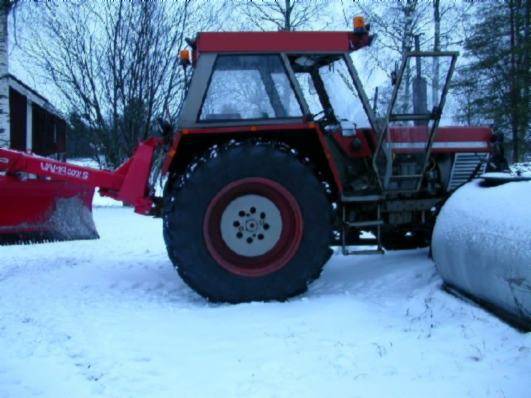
[20,0,220,168]
[235,0,329,31]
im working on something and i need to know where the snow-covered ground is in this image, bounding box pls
[1,207,529,398]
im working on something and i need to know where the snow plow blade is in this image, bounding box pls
[0,138,161,245]
[0,176,98,245]
[433,179,531,331]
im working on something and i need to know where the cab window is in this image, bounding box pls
[200,55,303,121]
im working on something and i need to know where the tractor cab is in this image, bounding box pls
[182,50,365,132]
[178,30,373,131]
[178,28,461,194]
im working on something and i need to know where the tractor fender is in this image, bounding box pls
[161,123,344,197]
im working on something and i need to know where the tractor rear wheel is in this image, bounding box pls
[163,142,332,303]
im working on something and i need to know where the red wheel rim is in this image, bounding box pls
[203,177,303,277]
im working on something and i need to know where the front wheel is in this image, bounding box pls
[163,142,332,303]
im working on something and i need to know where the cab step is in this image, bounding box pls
[341,247,385,256]
[341,194,383,203]
[341,201,384,256]
[345,220,384,228]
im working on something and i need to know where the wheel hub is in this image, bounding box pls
[220,194,282,257]
[203,177,303,277]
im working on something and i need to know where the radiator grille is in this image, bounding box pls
[448,153,488,191]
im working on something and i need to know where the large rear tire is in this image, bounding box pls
[163,142,332,303]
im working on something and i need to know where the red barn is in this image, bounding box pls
[1,74,67,159]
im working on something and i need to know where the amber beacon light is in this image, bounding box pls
[353,16,365,31]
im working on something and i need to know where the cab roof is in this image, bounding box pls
[194,31,372,54]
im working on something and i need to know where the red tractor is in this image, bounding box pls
[0,21,500,302]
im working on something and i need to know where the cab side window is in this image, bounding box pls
[200,55,302,121]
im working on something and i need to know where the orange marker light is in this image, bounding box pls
[179,49,191,63]
[353,16,365,30]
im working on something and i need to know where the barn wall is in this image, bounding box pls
[3,76,68,156]
[55,118,66,153]
[32,103,53,155]
[31,102,66,156]
[9,88,27,151]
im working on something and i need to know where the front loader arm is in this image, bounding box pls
[0,137,162,214]
[0,149,119,188]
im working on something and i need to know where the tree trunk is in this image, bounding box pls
[432,0,440,107]
[284,0,291,31]
[522,0,529,156]
[509,0,520,162]
[401,1,415,114]
[0,1,9,148]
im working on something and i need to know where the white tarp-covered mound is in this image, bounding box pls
[433,179,531,328]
